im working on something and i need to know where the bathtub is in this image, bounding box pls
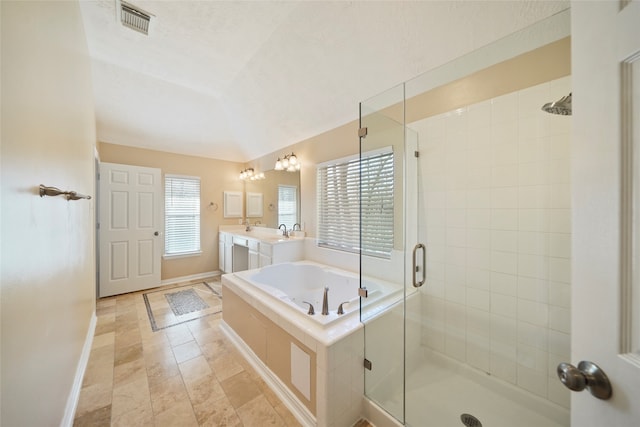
[234,261,387,327]
[221,260,403,427]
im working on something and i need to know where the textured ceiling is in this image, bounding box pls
[80,1,568,162]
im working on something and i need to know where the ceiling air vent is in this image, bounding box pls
[120,1,152,35]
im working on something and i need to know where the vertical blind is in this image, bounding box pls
[278,185,298,230]
[165,175,201,256]
[317,149,394,258]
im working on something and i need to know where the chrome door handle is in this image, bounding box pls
[557,361,612,400]
[412,243,425,288]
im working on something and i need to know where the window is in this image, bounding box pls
[278,185,298,230]
[164,175,201,257]
[317,148,394,258]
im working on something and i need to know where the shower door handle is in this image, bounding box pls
[412,243,426,288]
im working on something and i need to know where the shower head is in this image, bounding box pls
[542,93,572,115]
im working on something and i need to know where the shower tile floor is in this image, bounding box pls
[378,353,567,427]
[74,276,376,426]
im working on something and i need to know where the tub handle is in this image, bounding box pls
[337,301,349,315]
[412,243,426,288]
[302,301,315,315]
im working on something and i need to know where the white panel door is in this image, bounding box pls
[572,2,640,425]
[99,162,162,297]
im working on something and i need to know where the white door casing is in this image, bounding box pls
[99,162,162,297]
[572,2,640,425]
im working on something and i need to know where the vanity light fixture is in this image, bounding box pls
[274,153,301,172]
[239,168,265,181]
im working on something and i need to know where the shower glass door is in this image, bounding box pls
[359,82,416,424]
[360,9,572,427]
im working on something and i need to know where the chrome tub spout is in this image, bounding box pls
[322,286,329,315]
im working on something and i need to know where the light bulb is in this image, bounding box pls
[275,158,282,170]
[282,157,289,169]
[289,153,298,165]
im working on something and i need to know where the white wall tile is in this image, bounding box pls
[518,254,548,279]
[467,189,492,208]
[466,268,491,291]
[491,230,518,252]
[518,299,548,327]
[491,251,518,275]
[548,257,571,283]
[491,209,519,230]
[518,277,548,303]
[467,228,491,249]
[467,248,491,270]
[518,231,548,256]
[468,101,492,130]
[491,294,517,318]
[467,288,490,311]
[492,141,518,165]
[491,186,519,208]
[490,272,517,296]
[548,233,571,258]
[492,165,518,188]
[415,79,571,408]
[467,209,491,228]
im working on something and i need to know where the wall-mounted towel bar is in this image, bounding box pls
[39,185,91,201]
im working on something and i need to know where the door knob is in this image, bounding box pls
[556,361,612,400]
[154,231,159,236]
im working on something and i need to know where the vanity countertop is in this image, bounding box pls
[219,226,305,245]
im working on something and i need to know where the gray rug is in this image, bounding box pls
[165,288,209,316]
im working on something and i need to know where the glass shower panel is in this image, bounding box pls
[359,83,409,423]
[359,9,572,427]
[402,10,572,427]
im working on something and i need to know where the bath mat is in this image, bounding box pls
[165,289,209,316]
[143,280,222,331]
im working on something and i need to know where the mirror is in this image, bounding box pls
[244,169,300,229]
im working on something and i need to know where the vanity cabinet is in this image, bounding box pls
[218,232,234,273]
[259,243,272,267]
[248,239,259,270]
[218,228,303,273]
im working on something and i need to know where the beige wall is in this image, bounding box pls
[249,121,361,238]
[1,1,97,425]
[248,38,571,242]
[98,142,244,280]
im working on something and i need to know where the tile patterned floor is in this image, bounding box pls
[73,278,374,427]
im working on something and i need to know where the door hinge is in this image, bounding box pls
[358,287,369,298]
[364,358,372,371]
[415,151,420,158]
[358,127,368,138]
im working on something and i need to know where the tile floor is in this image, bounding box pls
[73,278,374,427]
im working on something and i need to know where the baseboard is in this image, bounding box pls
[60,311,97,427]
[161,270,219,286]
[220,322,316,427]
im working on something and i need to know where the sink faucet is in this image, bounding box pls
[292,223,301,231]
[322,286,329,315]
[244,220,251,232]
[278,223,288,238]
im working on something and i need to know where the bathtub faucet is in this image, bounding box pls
[322,286,329,315]
[278,223,289,238]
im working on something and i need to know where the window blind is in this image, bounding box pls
[317,149,394,258]
[165,175,201,256]
[278,185,298,230]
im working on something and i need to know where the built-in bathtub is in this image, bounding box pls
[234,261,388,326]
[221,260,402,427]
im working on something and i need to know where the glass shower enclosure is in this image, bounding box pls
[359,10,572,427]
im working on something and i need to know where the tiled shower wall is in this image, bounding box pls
[412,76,571,409]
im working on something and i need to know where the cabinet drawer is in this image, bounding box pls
[233,236,249,247]
[260,243,272,257]
[248,239,259,251]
